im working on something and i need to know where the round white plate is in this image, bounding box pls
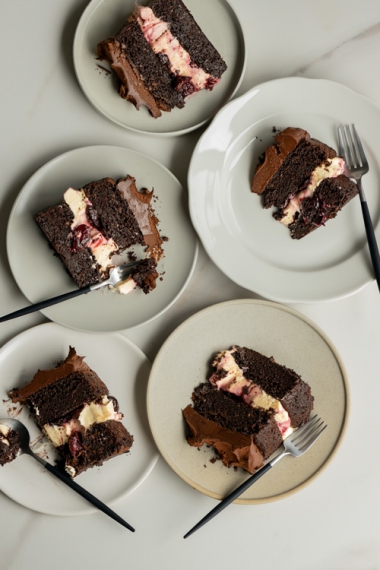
[147,299,349,504]
[7,145,198,332]
[188,77,380,303]
[73,0,245,136]
[0,323,158,516]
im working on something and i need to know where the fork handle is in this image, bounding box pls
[39,460,135,532]
[0,286,92,322]
[359,183,380,291]
[184,462,273,539]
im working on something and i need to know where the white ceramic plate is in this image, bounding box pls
[0,323,158,516]
[188,77,380,303]
[7,145,198,332]
[147,299,349,504]
[73,0,245,136]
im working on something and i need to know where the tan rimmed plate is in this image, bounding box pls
[147,299,349,504]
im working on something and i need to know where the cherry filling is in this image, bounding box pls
[205,76,218,91]
[70,224,91,252]
[86,204,102,231]
[173,75,196,98]
[68,431,84,457]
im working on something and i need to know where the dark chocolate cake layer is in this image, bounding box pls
[0,429,20,466]
[98,20,185,115]
[286,174,359,239]
[83,177,144,250]
[129,258,158,294]
[149,0,227,78]
[232,346,314,427]
[261,138,337,209]
[58,420,134,477]
[191,383,283,458]
[35,203,101,288]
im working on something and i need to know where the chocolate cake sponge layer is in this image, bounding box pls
[35,176,148,288]
[129,257,158,294]
[25,371,109,427]
[232,346,314,428]
[103,20,185,112]
[83,177,144,249]
[149,0,227,78]
[35,203,101,288]
[191,383,283,458]
[58,420,134,477]
[0,430,20,466]
[262,138,337,209]
[286,174,359,240]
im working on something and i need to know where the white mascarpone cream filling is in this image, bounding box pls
[116,276,137,295]
[43,396,122,448]
[135,6,216,91]
[280,157,346,226]
[0,424,11,446]
[64,188,118,271]
[209,349,293,439]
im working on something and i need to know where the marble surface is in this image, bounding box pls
[1,1,380,568]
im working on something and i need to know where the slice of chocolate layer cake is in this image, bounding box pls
[9,347,134,477]
[97,0,227,118]
[251,127,358,238]
[0,424,20,466]
[182,346,314,473]
[35,175,162,293]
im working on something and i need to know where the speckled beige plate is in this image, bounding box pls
[147,299,349,504]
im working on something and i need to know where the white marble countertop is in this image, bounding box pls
[1,1,380,568]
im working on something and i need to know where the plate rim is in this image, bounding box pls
[0,321,158,516]
[6,144,199,333]
[188,76,380,303]
[147,298,350,504]
[73,0,247,137]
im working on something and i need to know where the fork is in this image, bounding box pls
[338,124,380,291]
[0,261,140,323]
[183,414,327,539]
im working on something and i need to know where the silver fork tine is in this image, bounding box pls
[352,124,369,169]
[349,125,362,168]
[292,417,323,447]
[297,423,327,453]
[338,127,346,161]
[343,124,357,168]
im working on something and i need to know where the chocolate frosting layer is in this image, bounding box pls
[251,127,309,195]
[183,405,264,474]
[97,39,162,118]
[116,176,163,258]
[9,347,91,404]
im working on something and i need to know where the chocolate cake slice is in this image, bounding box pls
[35,175,162,293]
[9,347,134,477]
[183,346,314,473]
[251,127,358,238]
[97,0,227,118]
[0,425,20,466]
